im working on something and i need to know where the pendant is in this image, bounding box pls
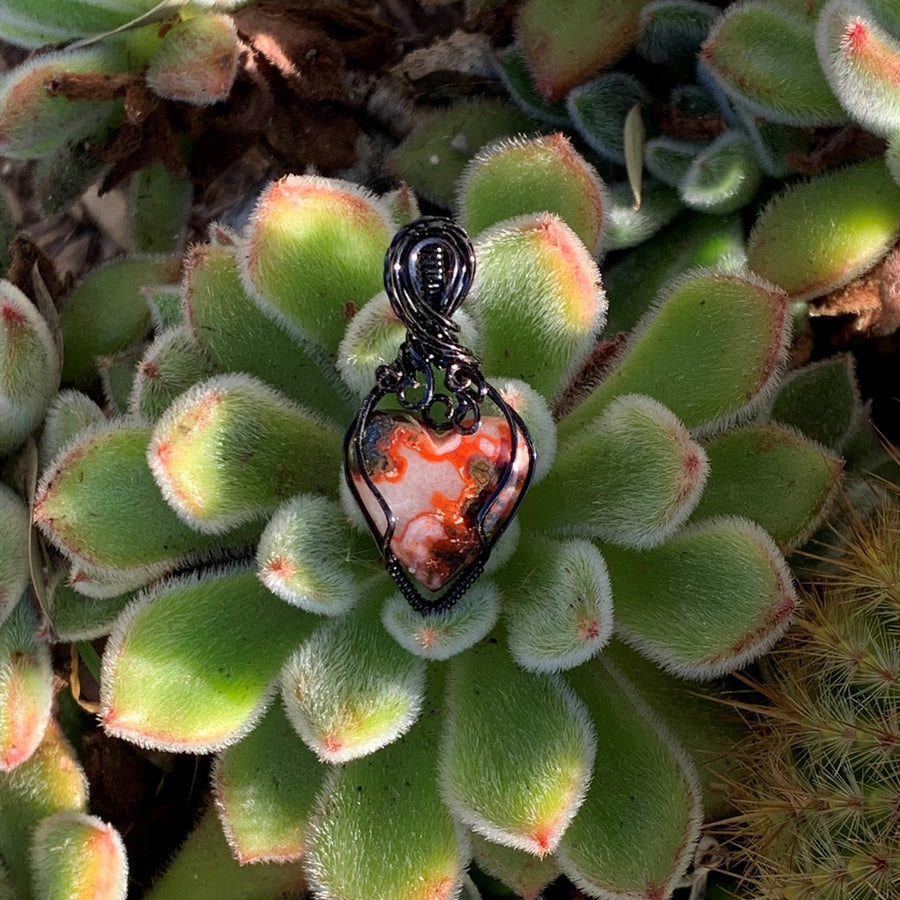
[343,217,536,614]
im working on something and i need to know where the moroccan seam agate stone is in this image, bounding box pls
[344,217,535,614]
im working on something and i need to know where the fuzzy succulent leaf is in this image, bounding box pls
[145,285,185,331]
[0,484,28,628]
[0,280,60,457]
[100,567,319,752]
[524,394,708,548]
[184,243,353,427]
[602,516,797,677]
[603,180,683,252]
[678,130,763,214]
[241,176,395,355]
[458,134,607,254]
[0,719,87,899]
[97,345,143,414]
[746,156,900,300]
[603,211,747,335]
[737,108,816,178]
[282,604,425,762]
[494,48,570,125]
[387,101,533,209]
[128,326,218,420]
[30,812,127,900]
[146,13,239,106]
[129,163,192,255]
[690,424,842,547]
[501,535,613,673]
[470,832,559,900]
[441,636,596,855]
[143,806,307,900]
[381,579,500,661]
[816,0,900,137]
[0,602,52,772]
[516,0,652,100]
[700,0,847,125]
[214,702,325,864]
[306,683,467,900]
[469,214,606,401]
[43,576,133,642]
[0,47,126,158]
[37,390,105,471]
[638,0,719,69]
[59,256,180,386]
[35,423,258,575]
[644,137,707,188]
[0,0,133,47]
[559,657,701,898]
[766,354,862,451]
[562,270,789,439]
[148,374,342,533]
[566,73,652,166]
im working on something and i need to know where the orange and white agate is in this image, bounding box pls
[350,411,531,592]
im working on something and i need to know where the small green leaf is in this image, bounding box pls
[560,657,701,897]
[692,424,842,547]
[148,374,342,533]
[644,136,706,188]
[442,636,595,855]
[0,484,29,627]
[129,163,192,255]
[562,270,789,438]
[523,394,708,548]
[0,602,52,771]
[44,574,133,642]
[747,156,900,300]
[100,566,319,752]
[31,812,127,900]
[638,0,719,70]
[240,175,394,354]
[604,180,682,252]
[471,831,558,900]
[281,605,425,762]
[459,133,607,254]
[214,702,326,864]
[679,130,762,214]
[494,47,570,125]
[37,390,105,470]
[602,516,798,677]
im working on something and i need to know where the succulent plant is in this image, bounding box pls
[721,483,900,899]
[0,117,852,897]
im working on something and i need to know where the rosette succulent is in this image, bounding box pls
[0,127,854,899]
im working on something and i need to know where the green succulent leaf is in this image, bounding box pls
[700,0,847,125]
[306,682,466,900]
[43,575,133,642]
[30,813,127,900]
[817,0,900,137]
[281,604,426,762]
[148,374,342,533]
[0,484,29,627]
[240,175,394,354]
[524,394,708,548]
[0,0,136,47]
[35,423,257,575]
[494,48,570,125]
[644,137,706,188]
[387,101,533,209]
[128,326,218,420]
[0,602,52,772]
[145,285,184,331]
[560,657,701,897]
[214,702,325,864]
[638,0,719,70]
[37,390,105,471]
[470,831,559,900]
[0,280,60,457]
[381,579,500,661]
[738,108,816,178]
[470,214,606,401]
[59,256,180,386]
[458,133,607,254]
[516,0,652,100]
[501,535,613,673]
[602,516,798,677]
[562,270,789,438]
[441,636,596,855]
[0,719,87,899]
[184,243,353,427]
[146,13,239,106]
[679,130,763,214]
[691,423,842,547]
[566,73,652,166]
[100,566,319,752]
[747,156,900,300]
[97,345,144,414]
[129,163,192,256]
[766,354,862,451]
[603,180,683,252]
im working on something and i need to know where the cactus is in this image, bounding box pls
[0,138,852,899]
[722,485,900,898]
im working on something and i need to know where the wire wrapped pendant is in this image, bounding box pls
[343,217,536,614]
